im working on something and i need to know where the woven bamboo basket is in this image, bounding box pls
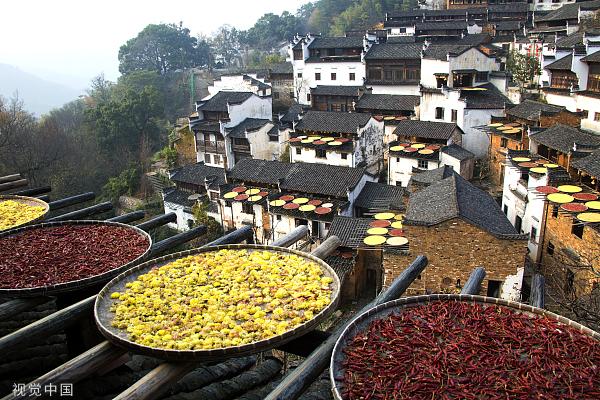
[0,194,49,233]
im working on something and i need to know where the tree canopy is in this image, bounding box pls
[118,23,210,75]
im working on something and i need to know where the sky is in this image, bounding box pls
[0,0,309,90]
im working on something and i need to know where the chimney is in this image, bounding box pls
[277,178,284,193]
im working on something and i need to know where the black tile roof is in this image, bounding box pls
[494,21,523,30]
[404,173,524,239]
[326,216,373,249]
[227,118,271,138]
[228,159,367,198]
[308,37,364,49]
[386,36,417,44]
[393,120,461,140]
[505,99,565,121]
[387,9,427,18]
[459,83,511,109]
[295,111,372,134]
[243,75,270,90]
[280,102,305,124]
[408,165,455,187]
[581,49,600,63]
[529,124,600,153]
[572,149,600,177]
[355,94,419,112]
[441,144,474,161]
[162,188,198,209]
[364,43,422,60]
[423,44,473,60]
[169,162,226,189]
[425,9,468,17]
[268,62,293,75]
[555,32,584,49]
[535,0,598,22]
[546,54,572,70]
[488,2,529,13]
[197,92,254,112]
[416,22,468,31]
[324,255,355,283]
[310,85,363,96]
[190,120,221,133]
[354,181,405,211]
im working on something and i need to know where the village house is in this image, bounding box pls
[353,181,406,217]
[446,0,524,10]
[208,73,272,98]
[384,169,528,299]
[217,158,376,244]
[363,42,422,95]
[162,162,226,231]
[354,94,420,143]
[289,111,385,171]
[530,0,600,37]
[190,91,272,168]
[225,118,287,168]
[289,35,371,106]
[388,120,475,186]
[309,85,367,112]
[266,62,294,110]
[572,149,600,191]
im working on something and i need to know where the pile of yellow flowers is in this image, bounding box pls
[0,200,46,231]
[110,249,334,350]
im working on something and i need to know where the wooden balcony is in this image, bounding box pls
[232,144,251,153]
[197,141,226,153]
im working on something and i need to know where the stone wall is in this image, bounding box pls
[383,218,527,297]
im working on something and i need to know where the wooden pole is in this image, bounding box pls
[47,202,113,222]
[530,273,545,309]
[0,179,28,192]
[264,255,428,400]
[36,194,50,203]
[205,225,254,246]
[271,226,308,248]
[135,213,177,232]
[148,225,207,256]
[0,297,50,322]
[0,174,21,184]
[1,341,127,400]
[47,192,95,211]
[309,236,340,260]
[461,267,486,295]
[106,211,146,224]
[11,186,51,197]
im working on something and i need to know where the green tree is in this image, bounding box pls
[118,23,211,75]
[506,50,541,92]
[191,201,223,244]
[101,166,141,204]
[211,25,242,67]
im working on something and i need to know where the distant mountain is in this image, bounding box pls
[0,64,82,116]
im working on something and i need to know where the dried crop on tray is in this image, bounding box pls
[0,225,149,288]
[109,249,334,350]
[0,200,46,231]
[341,301,600,400]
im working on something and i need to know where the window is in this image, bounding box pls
[276,214,282,221]
[214,154,222,165]
[295,218,308,227]
[315,148,327,158]
[486,280,502,298]
[203,133,211,141]
[396,157,400,163]
[396,181,402,186]
[530,226,537,242]
[451,109,458,122]
[341,153,348,159]
[476,71,488,82]
[297,72,303,78]
[349,72,356,81]
[572,219,584,238]
[515,215,522,233]
[269,135,278,142]
[295,147,302,155]
[204,153,211,163]
[418,160,429,169]
[315,72,321,81]
[293,49,303,60]
[552,205,559,218]
[594,112,600,122]
[500,138,508,148]
[331,72,336,80]
[273,92,279,100]
[547,241,555,255]
[242,202,254,214]
[368,68,382,80]
[435,107,444,120]
[503,204,508,215]
[307,93,311,102]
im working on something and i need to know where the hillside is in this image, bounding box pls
[0,64,82,116]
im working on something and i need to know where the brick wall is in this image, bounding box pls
[383,218,527,296]
[539,112,581,129]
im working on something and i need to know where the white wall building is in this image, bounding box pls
[208,74,272,98]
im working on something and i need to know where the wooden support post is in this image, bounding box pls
[10,185,51,197]
[461,267,486,295]
[271,226,308,248]
[1,341,127,400]
[148,225,207,256]
[0,174,21,184]
[205,225,253,246]
[0,179,28,192]
[309,236,340,260]
[530,274,545,309]
[0,297,50,322]
[47,202,112,222]
[135,213,177,232]
[264,255,428,400]
[107,211,146,224]
[47,192,95,211]
[36,194,50,203]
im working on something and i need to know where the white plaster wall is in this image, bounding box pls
[208,75,271,97]
[388,26,416,36]
[501,267,524,301]
[462,108,505,159]
[369,84,421,96]
[227,96,272,126]
[421,58,449,88]
[545,92,577,111]
[439,152,463,176]
[291,146,353,167]
[163,201,194,232]
[354,119,385,168]
[247,124,281,164]
[573,53,589,90]
[449,48,500,78]
[346,173,377,212]
[294,61,365,105]
[577,94,600,133]
[388,155,441,187]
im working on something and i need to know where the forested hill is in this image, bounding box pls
[241,0,418,50]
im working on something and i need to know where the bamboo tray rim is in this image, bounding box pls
[330,294,600,400]
[0,220,152,298]
[0,194,50,233]
[95,244,341,362]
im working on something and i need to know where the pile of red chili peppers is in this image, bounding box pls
[0,225,149,289]
[340,301,600,400]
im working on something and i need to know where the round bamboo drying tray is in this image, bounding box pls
[95,244,341,362]
[0,194,49,233]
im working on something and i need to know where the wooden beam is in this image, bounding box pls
[264,255,428,400]
[205,225,253,247]
[148,225,207,256]
[0,297,50,322]
[0,174,21,184]
[309,236,340,260]
[47,192,95,211]
[36,194,50,203]
[2,342,127,400]
[275,330,330,357]
[461,267,486,295]
[530,274,545,309]
[135,213,177,232]
[271,226,308,248]
[11,186,51,197]
[0,179,28,192]
[47,202,113,222]
[107,211,146,224]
